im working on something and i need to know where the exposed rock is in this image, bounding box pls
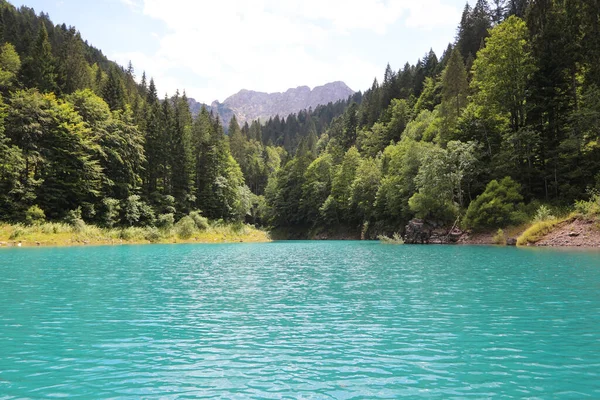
[188,81,355,128]
[507,238,517,246]
[404,219,460,244]
[404,219,431,244]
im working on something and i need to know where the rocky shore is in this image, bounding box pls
[402,218,600,248]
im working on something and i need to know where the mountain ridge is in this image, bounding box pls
[188,81,354,127]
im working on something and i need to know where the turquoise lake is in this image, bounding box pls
[1,242,599,398]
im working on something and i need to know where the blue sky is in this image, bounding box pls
[13,0,472,103]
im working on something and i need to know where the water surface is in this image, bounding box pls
[1,242,599,398]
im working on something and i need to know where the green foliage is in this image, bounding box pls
[403,109,441,142]
[0,0,598,240]
[533,205,556,223]
[100,198,120,228]
[144,227,162,243]
[22,23,57,93]
[189,211,209,231]
[378,233,404,244]
[351,157,381,222]
[25,205,45,225]
[123,195,155,227]
[493,228,507,245]
[471,16,535,133]
[156,213,175,231]
[441,47,468,123]
[175,216,196,239]
[6,90,103,219]
[65,207,86,233]
[0,42,21,91]
[464,177,524,230]
[574,191,600,219]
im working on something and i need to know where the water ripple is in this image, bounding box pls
[1,243,600,398]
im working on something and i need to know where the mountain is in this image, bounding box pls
[188,81,354,128]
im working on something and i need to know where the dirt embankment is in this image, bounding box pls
[457,218,600,248]
[534,218,600,248]
[456,225,525,245]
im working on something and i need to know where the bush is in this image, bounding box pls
[379,233,404,244]
[9,226,23,240]
[25,205,45,225]
[464,177,524,230]
[119,227,145,241]
[189,211,209,231]
[574,191,600,218]
[175,216,196,239]
[533,205,556,222]
[144,227,162,243]
[493,228,506,245]
[72,219,87,234]
[65,207,83,225]
[156,213,175,231]
[100,198,121,228]
[65,207,86,233]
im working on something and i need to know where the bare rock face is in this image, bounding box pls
[403,219,463,244]
[404,219,432,244]
[215,81,354,127]
[187,82,354,129]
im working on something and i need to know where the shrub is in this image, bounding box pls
[101,198,121,228]
[119,227,145,241]
[464,177,524,230]
[144,227,162,243]
[156,213,175,231]
[65,207,83,225]
[379,233,404,244]
[175,216,196,239]
[533,205,555,222]
[9,226,23,240]
[189,211,209,231]
[25,205,45,225]
[493,228,506,245]
[574,191,600,218]
[65,207,86,233]
[72,218,87,234]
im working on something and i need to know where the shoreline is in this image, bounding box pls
[0,223,271,248]
[2,217,599,249]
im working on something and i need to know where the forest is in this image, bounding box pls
[0,0,599,239]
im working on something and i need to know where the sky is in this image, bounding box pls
[12,0,472,103]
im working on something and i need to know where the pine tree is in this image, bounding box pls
[441,47,469,123]
[57,27,92,94]
[102,65,126,111]
[170,90,194,214]
[22,23,57,93]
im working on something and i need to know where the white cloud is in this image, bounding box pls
[118,0,142,11]
[115,0,461,103]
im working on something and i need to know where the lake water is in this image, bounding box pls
[1,242,599,398]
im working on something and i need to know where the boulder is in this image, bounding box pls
[404,219,432,244]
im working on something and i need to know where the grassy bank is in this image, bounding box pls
[0,221,270,247]
[516,218,563,246]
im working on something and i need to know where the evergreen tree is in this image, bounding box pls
[102,65,126,111]
[171,91,194,214]
[22,23,56,93]
[441,47,469,131]
[57,27,92,94]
